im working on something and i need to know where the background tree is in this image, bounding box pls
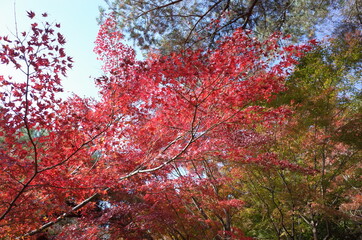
[99,0,361,53]
[232,31,362,240]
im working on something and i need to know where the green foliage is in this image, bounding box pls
[232,33,362,239]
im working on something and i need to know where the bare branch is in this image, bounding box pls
[137,0,184,18]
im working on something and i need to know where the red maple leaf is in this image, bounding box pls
[27,11,35,19]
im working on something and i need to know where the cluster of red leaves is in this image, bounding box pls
[0,13,314,239]
[0,12,115,237]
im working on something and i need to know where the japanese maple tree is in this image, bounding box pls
[0,12,115,238]
[0,12,312,239]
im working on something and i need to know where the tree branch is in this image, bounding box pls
[137,0,184,18]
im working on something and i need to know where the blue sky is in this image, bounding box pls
[0,0,107,98]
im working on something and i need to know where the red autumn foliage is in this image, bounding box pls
[0,13,313,239]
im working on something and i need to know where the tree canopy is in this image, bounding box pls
[99,0,361,52]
